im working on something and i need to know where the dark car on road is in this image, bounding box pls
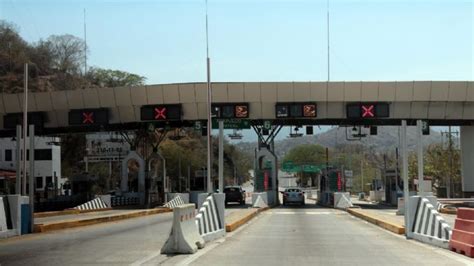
[224,186,246,205]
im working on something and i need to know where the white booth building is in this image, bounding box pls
[0,137,63,193]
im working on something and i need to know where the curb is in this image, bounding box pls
[225,207,270,232]
[34,208,113,218]
[440,207,457,215]
[347,208,405,235]
[34,208,172,233]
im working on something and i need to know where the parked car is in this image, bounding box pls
[282,188,305,206]
[224,186,246,205]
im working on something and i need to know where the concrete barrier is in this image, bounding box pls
[164,195,185,209]
[75,197,109,211]
[167,193,190,204]
[449,208,474,257]
[195,193,225,242]
[396,197,405,215]
[98,195,111,208]
[408,196,452,249]
[0,197,8,232]
[252,192,268,207]
[197,193,209,210]
[252,194,268,208]
[334,192,353,209]
[161,204,205,254]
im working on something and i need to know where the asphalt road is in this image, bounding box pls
[0,206,251,266]
[167,202,471,266]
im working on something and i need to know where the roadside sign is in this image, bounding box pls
[194,121,202,131]
[344,170,353,177]
[211,119,250,129]
[263,120,272,130]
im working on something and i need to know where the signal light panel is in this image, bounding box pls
[141,104,182,121]
[275,103,317,118]
[346,103,389,119]
[212,103,249,119]
[69,109,109,125]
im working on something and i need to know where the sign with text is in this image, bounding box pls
[211,119,251,129]
[141,104,182,121]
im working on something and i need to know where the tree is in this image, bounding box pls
[87,67,146,87]
[282,144,326,166]
[41,34,86,74]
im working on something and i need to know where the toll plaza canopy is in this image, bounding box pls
[0,81,473,135]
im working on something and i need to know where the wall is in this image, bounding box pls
[0,137,64,192]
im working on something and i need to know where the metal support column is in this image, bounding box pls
[401,120,410,238]
[218,120,224,193]
[28,124,35,233]
[16,125,21,194]
[416,120,424,194]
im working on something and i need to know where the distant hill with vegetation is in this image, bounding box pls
[237,126,444,158]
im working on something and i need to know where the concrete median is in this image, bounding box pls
[34,208,171,233]
[347,208,405,235]
[225,207,270,232]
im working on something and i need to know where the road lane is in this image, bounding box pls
[0,205,253,266]
[183,204,470,266]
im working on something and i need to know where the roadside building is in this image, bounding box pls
[0,137,63,197]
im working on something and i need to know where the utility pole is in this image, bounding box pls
[205,0,213,193]
[22,63,28,196]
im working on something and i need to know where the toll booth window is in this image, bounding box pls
[36,176,43,189]
[276,105,289,118]
[5,150,12,161]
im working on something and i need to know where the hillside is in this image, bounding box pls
[237,126,443,158]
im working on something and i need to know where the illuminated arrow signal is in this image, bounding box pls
[82,112,94,124]
[361,105,375,118]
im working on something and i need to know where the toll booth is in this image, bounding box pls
[384,169,403,205]
[318,167,344,206]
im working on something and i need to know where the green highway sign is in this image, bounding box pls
[212,119,251,129]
